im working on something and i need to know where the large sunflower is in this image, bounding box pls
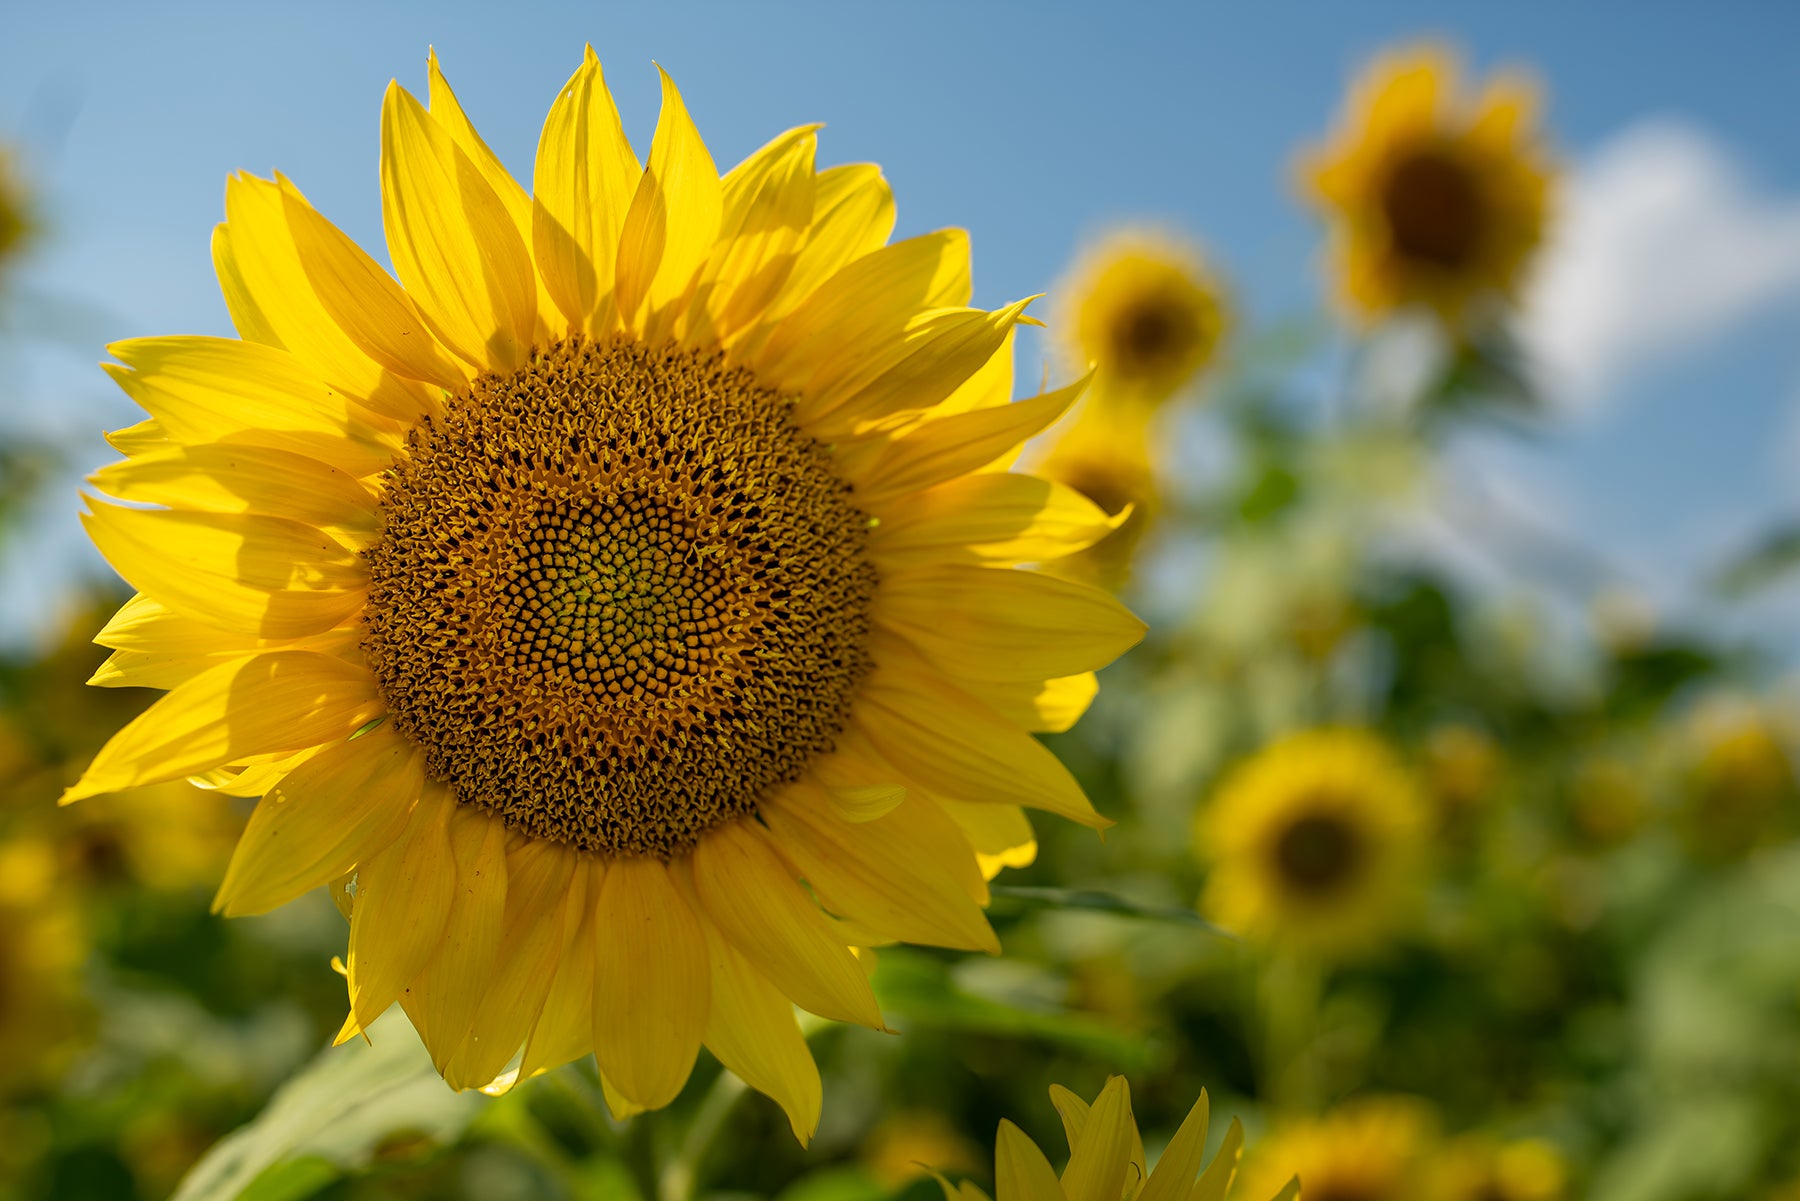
[1299,44,1554,328]
[64,48,1145,1140]
[1196,728,1426,957]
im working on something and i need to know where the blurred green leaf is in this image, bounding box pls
[169,1021,484,1201]
[873,948,1150,1068]
[772,1165,888,1201]
[1713,521,1800,597]
[988,886,1232,936]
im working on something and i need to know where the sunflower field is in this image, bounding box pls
[3,9,1799,1201]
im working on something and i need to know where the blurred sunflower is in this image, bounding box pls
[63,47,1146,1138]
[1235,1097,1433,1201]
[1197,728,1427,956]
[940,1076,1297,1201]
[0,838,90,1099]
[0,144,32,275]
[1426,1136,1565,1201]
[1054,229,1229,410]
[1421,723,1501,816]
[1676,698,1797,860]
[1031,402,1153,586]
[1299,43,1554,328]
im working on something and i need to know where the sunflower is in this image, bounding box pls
[1676,698,1797,861]
[1299,44,1554,328]
[1196,728,1427,956]
[1030,400,1152,586]
[63,48,1145,1140]
[1425,1136,1565,1201]
[1234,1097,1433,1201]
[1054,229,1228,410]
[940,1076,1297,1201]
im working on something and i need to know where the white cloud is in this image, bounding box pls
[1522,121,1800,412]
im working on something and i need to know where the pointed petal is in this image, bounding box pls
[381,82,536,372]
[870,473,1124,570]
[89,443,378,542]
[938,798,1037,880]
[691,820,882,1028]
[762,162,895,324]
[407,805,509,1075]
[702,922,822,1145]
[214,725,423,916]
[693,125,817,342]
[82,502,366,639]
[345,784,457,1030]
[1138,1092,1209,1201]
[876,565,1146,683]
[516,862,597,1081]
[762,786,996,952]
[590,856,710,1109]
[1061,1077,1135,1201]
[533,46,641,334]
[1188,1118,1244,1201]
[613,66,721,337]
[996,1121,1067,1201]
[62,651,380,804]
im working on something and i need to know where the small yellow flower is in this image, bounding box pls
[63,47,1147,1139]
[1422,724,1502,814]
[1030,402,1153,586]
[1427,1136,1565,1201]
[1197,728,1428,956]
[942,1076,1296,1201]
[1299,43,1555,328]
[1677,698,1797,860]
[1054,229,1229,409]
[1236,1097,1434,1201]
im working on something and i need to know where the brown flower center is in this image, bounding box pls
[1272,809,1365,895]
[362,337,877,858]
[1381,147,1486,269]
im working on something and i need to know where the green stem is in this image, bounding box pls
[657,1071,748,1201]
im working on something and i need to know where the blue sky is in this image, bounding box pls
[4,0,1800,642]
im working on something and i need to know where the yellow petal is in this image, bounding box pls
[856,654,1109,830]
[847,375,1086,502]
[753,229,970,392]
[405,804,509,1076]
[216,172,436,423]
[1188,1118,1244,1201]
[762,786,996,952]
[426,48,558,344]
[381,81,536,372]
[279,181,468,390]
[590,856,710,1109]
[105,418,168,456]
[996,1120,1067,1201]
[447,838,578,1090]
[937,798,1037,879]
[532,45,642,334]
[104,336,397,477]
[693,125,817,343]
[83,501,366,639]
[62,651,380,804]
[877,565,1146,683]
[757,161,895,328]
[870,472,1123,569]
[613,66,721,339]
[214,725,422,917]
[960,673,1099,736]
[1137,1091,1209,1201]
[799,298,1038,438]
[702,922,821,1144]
[690,820,883,1028]
[1061,1077,1135,1201]
[346,784,457,1030]
[516,862,597,1081]
[89,443,378,542]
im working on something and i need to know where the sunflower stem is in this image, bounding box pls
[657,1070,747,1201]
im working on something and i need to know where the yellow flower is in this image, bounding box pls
[1054,229,1229,409]
[1235,1097,1434,1201]
[942,1076,1296,1201]
[0,839,90,1098]
[1299,44,1555,328]
[1426,1136,1565,1201]
[1030,401,1152,586]
[1677,698,1797,860]
[0,144,32,276]
[63,48,1147,1140]
[1421,723,1501,814]
[1197,728,1427,956]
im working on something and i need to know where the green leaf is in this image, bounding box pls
[872,948,1150,1068]
[170,1020,486,1201]
[988,886,1235,936]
